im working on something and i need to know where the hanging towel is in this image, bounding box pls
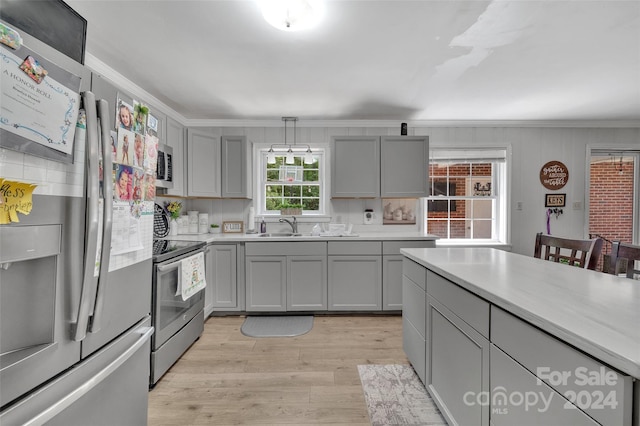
[177,252,206,301]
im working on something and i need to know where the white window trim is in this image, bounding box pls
[424,147,510,245]
[255,147,328,220]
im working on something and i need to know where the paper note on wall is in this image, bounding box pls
[0,178,37,224]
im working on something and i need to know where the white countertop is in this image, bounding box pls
[401,247,640,379]
[161,231,438,243]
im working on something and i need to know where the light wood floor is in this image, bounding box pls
[148,314,409,425]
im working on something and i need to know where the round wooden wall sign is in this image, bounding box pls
[539,161,569,190]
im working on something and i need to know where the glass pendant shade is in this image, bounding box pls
[285,148,295,164]
[267,148,276,164]
[304,148,314,164]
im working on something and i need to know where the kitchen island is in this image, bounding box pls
[401,247,639,426]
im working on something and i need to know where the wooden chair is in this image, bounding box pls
[608,241,640,279]
[534,232,603,270]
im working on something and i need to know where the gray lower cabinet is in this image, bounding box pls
[204,244,238,315]
[383,241,435,310]
[328,242,382,310]
[426,295,490,426]
[490,344,599,426]
[246,255,286,311]
[287,256,327,311]
[402,259,426,384]
[245,242,327,312]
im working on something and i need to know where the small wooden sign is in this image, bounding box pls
[540,161,569,190]
[222,221,244,233]
[545,193,566,207]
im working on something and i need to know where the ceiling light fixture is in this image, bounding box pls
[258,0,325,32]
[267,117,315,165]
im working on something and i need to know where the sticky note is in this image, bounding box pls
[0,178,37,224]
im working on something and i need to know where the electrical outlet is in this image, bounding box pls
[573,201,582,210]
[516,201,523,211]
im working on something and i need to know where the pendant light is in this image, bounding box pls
[266,117,313,165]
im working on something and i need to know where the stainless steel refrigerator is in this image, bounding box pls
[0,17,154,425]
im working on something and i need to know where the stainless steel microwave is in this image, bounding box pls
[156,143,174,189]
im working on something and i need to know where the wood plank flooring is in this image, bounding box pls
[148,314,409,425]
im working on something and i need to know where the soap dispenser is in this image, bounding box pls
[260,219,266,234]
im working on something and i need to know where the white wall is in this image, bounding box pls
[173,125,639,256]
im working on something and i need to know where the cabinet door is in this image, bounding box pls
[490,345,599,426]
[402,276,426,384]
[287,256,327,311]
[207,245,238,312]
[331,136,380,198]
[328,255,381,310]
[164,117,185,196]
[381,136,429,197]
[245,256,286,311]
[427,295,490,426]
[187,128,220,197]
[382,255,403,310]
[221,135,251,198]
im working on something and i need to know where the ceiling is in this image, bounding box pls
[66,0,640,124]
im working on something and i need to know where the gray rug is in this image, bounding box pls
[358,364,447,426]
[240,315,314,337]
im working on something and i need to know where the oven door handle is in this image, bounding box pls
[157,260,182,272]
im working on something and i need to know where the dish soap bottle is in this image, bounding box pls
[260,219,266,234]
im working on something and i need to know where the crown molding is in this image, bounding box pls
[85,53,640,129]
[184,119,640,128]
[85,52,189,124]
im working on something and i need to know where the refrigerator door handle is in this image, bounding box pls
[73,91,101,342]
[88,99,113,333]
[22,327,154,426]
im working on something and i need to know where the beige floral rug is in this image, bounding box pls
[358,364,447,426]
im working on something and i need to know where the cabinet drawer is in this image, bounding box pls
[490,344,599,426]
[491,306,632,426]
[245,242,326,256]
[328,241,381,255]
[427,270,489,338]
[383,240,435,255]
[402,258,426,290]
[403,316,426,385]
[402,276,425,337]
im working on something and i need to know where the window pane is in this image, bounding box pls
[472,199,493,219]
[302,199,319,210]
[303,169,319,181]
[449,163,470,176]
[430,164,447,176]
[450,220,467,238]
[427,220,448,238]
[472,163,492,177]
[473,220,493,238]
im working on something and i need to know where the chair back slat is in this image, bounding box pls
[609,242,640,279]
[534,233,603,270]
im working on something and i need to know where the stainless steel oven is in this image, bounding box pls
[150,239,206,385]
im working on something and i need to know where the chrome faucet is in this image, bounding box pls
[279,216,298,233]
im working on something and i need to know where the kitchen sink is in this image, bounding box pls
[258,233,303,237]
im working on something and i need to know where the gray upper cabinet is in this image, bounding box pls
[164,117,185,197]
[187,128,221,197]
[381,136,429,198]
[331,136,380,198]
[221,135,251,199]
[331,136,429,198]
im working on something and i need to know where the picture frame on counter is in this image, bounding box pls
[222,221,244,233]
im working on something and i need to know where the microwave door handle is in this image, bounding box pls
[73,91,100,342]
[88,98,113,333]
